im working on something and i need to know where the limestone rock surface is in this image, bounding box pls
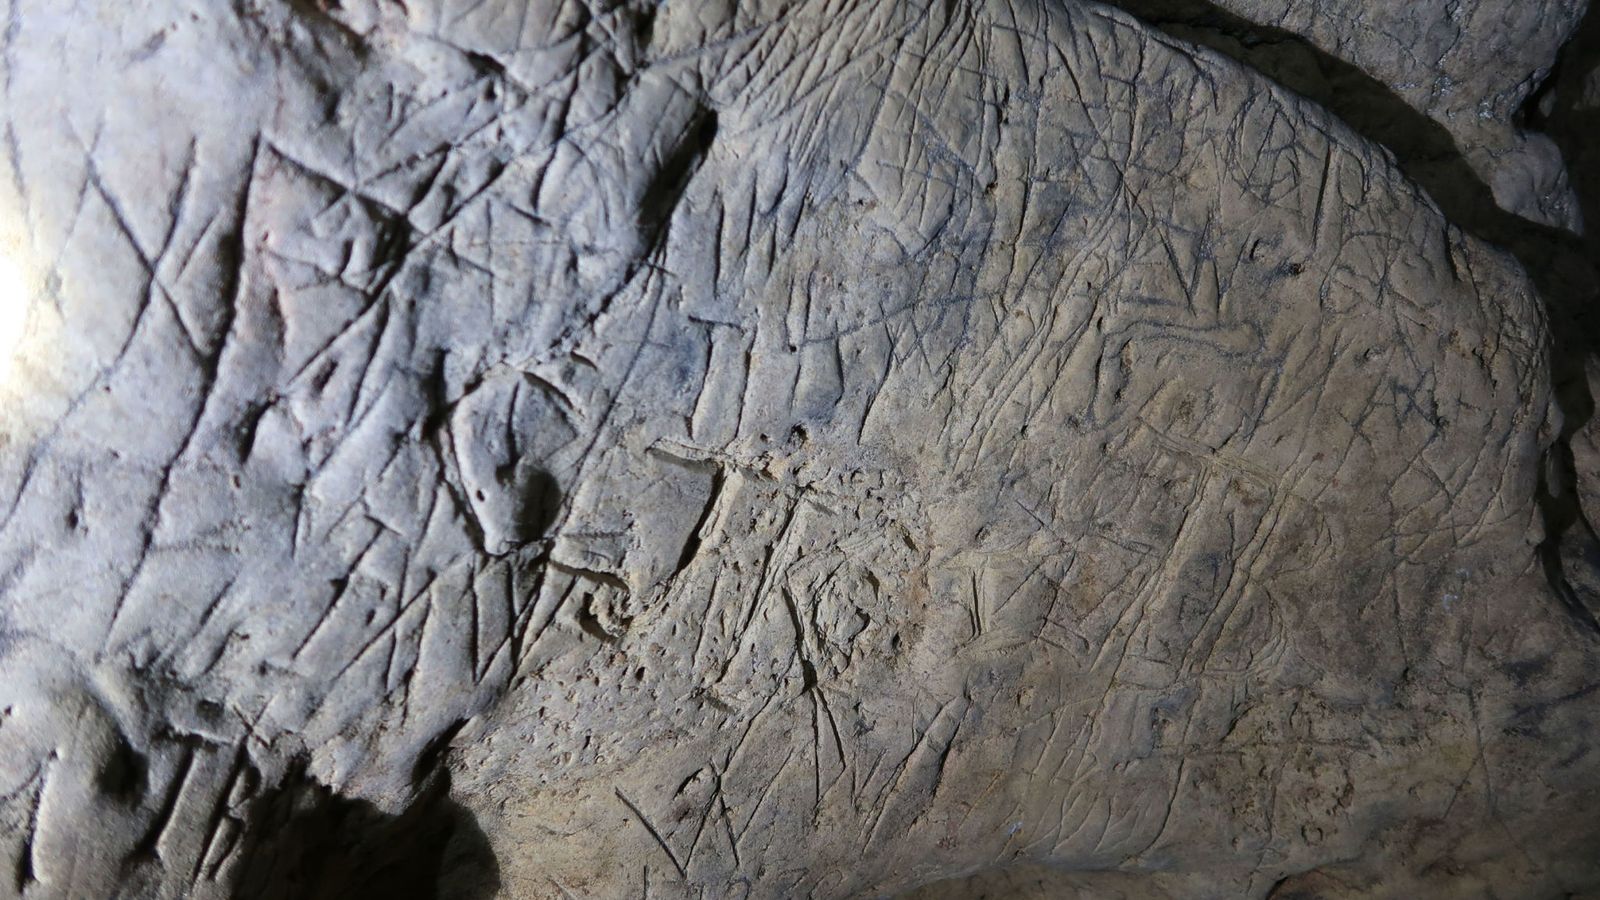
[1199,0,1587,229]
[0,1,1597,898]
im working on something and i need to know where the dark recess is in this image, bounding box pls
[638,106,719,246]
[226,758,500,900]
[509,466,563,547]
[1529,0,1600,634]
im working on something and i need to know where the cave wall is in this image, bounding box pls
[0,1,1598,897]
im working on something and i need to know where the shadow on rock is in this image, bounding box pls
[227,762,499,900]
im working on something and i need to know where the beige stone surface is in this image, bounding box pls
[1200,0,1587,229]
[0,0,1596,898]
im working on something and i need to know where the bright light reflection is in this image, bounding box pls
[0,244,28,384]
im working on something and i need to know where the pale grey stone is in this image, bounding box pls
[0,1,1596,898]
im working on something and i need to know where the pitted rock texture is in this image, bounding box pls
[0,1,1598,899]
